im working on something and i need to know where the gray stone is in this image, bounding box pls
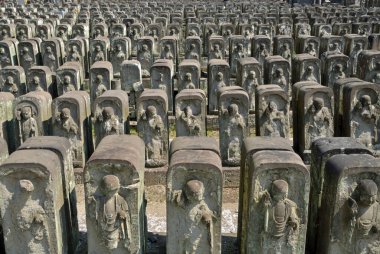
[0,149,71,254]
[219,88,249,166]
[357,50,380,84]
[110,37,131,77]
[55,24,72,43]
[178,59,201,92]
[52,91,92,168]
[160,36,178,70]
[320,35,344,57]
[175,89,206,137]
[264,56,291,97]
[169,136,220,159]
[273,35,294,64]
[66,39,87,76]
[167,148,222,254]
[41,38,65,73]
[0,92,14,152]
[332,23,352,36]
[296,36,320,57]
[0,66,26,97]
[137,89,168,167]
[239,150,310,254]
[321,54,350,88]
[16,24,32,41]
[18,40,40,73]
[0,40,17,68]
[150,59,174,113]
[307,137,373,253]
[90,37,110,66]
[229,35,249,77]
[13,91,52,148]
[208,35,225,61]
[208,59,230,114]
[292,54,321,84]
[84,135,146,254]
[252,35,272,66]
[316,154,379,254]
[137,36,154,78]
[184,36,201,61]
[255,85,290,138]
[26,66,53,95]
[56,62,82,96]
[90,61,113,102]
[93,90,130,147]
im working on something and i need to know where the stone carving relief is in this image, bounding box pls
[2,74,19,96]
[94,106,121,140]
[350,43,363,76]
[42,46,57,72]
[261,99,288,138]
[255,43,269,66]
[243,71,259,112]
[16,105,38,143]
[137,44,152,77]
[301,65,318,82]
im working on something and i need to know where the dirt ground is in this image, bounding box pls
[75,183,239,253]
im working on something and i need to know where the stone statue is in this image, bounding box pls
[17,106,37,143]
[305,98,333,148]
[346,179,380,254]
[231,43,245,73]
[94,74,107,98]
[209,44,223,60]
[350,43,363,76]
[171,179,216,254]
[20,47,35,70]
[93,45,105,62]
[256,43,269,66]
[43,46,57,72]
[29,76,43,92]
[18,28,27,41]
[1,29,9,39]
[272,68,287,90]
[94,29,102,38]
[96,107,120,137]
[260,180,300,254]
[137,44,151,77]
[67,45,82,63]
[156,73,167,93]
[62,75,76,93]
[0,46,10,67]
[223,103,245,163]
[12,179,48,253]
[140,105,164,164]
[3,75,19,96]
[243,70,258,112]
[212,72,227,111]
[54,107,80,160]
[183,73,195,89]
[57,28,67,41]
[369,61,380,84]
[161,44,173,60]
[112,44,126,70]
[89,175,131,250]
[180,106,201,136]
[351,95,378,148]
[186,43,199,60]
[38,29,47,40]
[329,64,346,86]
[262,101,287,137]
[302,66,318,82]
[280,43,292,63]
[305,43,316,57]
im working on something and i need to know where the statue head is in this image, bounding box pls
[101,174,120,197]
[142,44,148,51]
[268,100,278,112]
[360,95,372,107]
[185,73,192,81]
[164,44,170,52]
[334,63,343,72]
[306,65,314,73]
[22,47,29,54]
[237,43,243,51]
[189,43,196,50]
[184,179,205,203]
[102,107,115,120]
[146,105,157,118]
[275,68,284,77]
[228,103,239,116]
[216,72,223,81]
[283,43,289,50]
[19,179,34,193]
[313,97,324,111]
[60,107,71,120]
[355,43,362,50]
[357,179,378,206]
[0,47,5,54]
[6,75,14,84]
[95,45,102,52]
[32,76,40,85]
[213,44,220,51]
[96,74,103,83]
[307,43,314,50]
[271,179,288,201]
[184,105,193,116]
[21,106,32,119]
[46,46,52,53]
[259,43,266,50]
[248,70,256,79]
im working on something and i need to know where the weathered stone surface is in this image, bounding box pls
[0,92,14,152]
[307,137,373,253]
[169,136,220,159]
[90,61,113,102]
[177,60,201,92]
[137,89,168,167]
[52,91,92,168]
[0,66,26,97]
[0,137,8,164]
[137,36,154,77]
[13,91,52,148]
[321,54,349,88]
[292,54,321,84]
[41,38,65,73]
[167,149,222,254]
[264,56,291,97]
[18,136,80,254]
[208,59,230,115]
[56,62,82,96]
[27,66,53,95]
[175,89,206,137]
[84,135,145,254]
[90,37,110,66]
[239,150,310,254]
[150,60,174,113]
[93,90,130,146]
[0,149,70,254]
[317,154,379,254]
[357,50,380,84]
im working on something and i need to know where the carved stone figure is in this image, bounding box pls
[111,43,126,75]
[161,44,173,60]
[305,43,316,57]
[211,72,227,111]
[57,28,67,41]
[186,43,199,60]
[346,179,380,254]
[305,98,333,149]
[95,74,107,98]
[231,43,245,73]
[96,107,120,138]
[3,75,19,96]
[223,103,246,164]
[256,43,269,66]
[350,43,363,75]
[89,175,131,250]
[67,45,82,63]
[170,179,216,254]
[183,73,195,89]
[180,106,201,136]
[29,76,43,92]
[17,106,37,143]
[369,61,380,84]
[93,45,105,62]
[0,47,10,68]
[155,73,167,93]
[351,95,378,148]
[243,71,258,112]
[43,46,57,72]
[272,68,287,90]
[137,44,152,77]
[209,44,223,60]
[280,43,292,62]
[329,64,346,86]
[259,180,300,254]
[12,179,48,253]
[140,105,165,165]
[302,66,318,82]
[62,75,76,93]
[20,47,35,70]
[262,101,287,137]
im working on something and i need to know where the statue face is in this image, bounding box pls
[185,73,191,81]
[147,106,157,117]
[216,72,223,81]
[46,46,52,53]
[0,47,5,54]
[103,107,114,119]
[142,44,148,51]
[63,75,71,83]
[33,76,40,85]
[6,76,13,83]
[60,108,70,120]
[96,75,103,83]
[21,107,32,119]
[184,180,204,203]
